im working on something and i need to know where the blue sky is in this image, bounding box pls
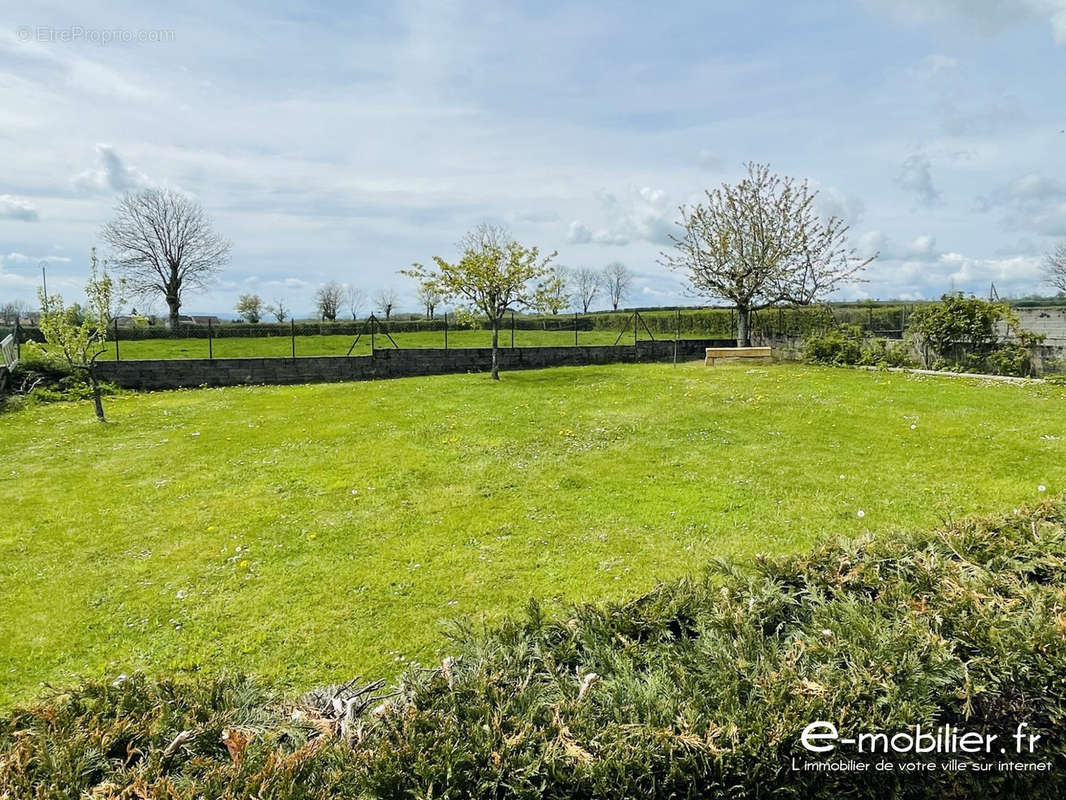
[1,0,1065,315]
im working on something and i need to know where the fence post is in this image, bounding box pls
[114,317,121,361]
[443,312,448,349]
[634,311,638,347]
[290,319,295,358]
[574,313,578,346]
[207,317,213,360]
[14,318,20,360]
[674,308,680,366]
[371,315,376,353]
[511,310,515,348]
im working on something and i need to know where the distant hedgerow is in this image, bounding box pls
[3,504,1065,798]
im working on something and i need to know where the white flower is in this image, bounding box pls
[1038,485,1047,492]
[856,510,866,518]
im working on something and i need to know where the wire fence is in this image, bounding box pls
[1,304,919,362]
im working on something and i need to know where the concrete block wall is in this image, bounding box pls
[95,339,734,390]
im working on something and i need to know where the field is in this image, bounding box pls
[1,362,1064,708]
[94,328,705,361]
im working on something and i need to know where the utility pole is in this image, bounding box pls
[40,261,49,311]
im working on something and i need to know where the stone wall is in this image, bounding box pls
[95,339,734,389]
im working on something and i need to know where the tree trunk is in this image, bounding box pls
[167,296,181,330]
[736,306,751,347]
[490,322,500,381]
[88,368,105,421]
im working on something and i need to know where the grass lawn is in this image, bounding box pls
[1,362,1063,708]
[95,328,708,360]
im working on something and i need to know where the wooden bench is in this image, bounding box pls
[705,346,772,366]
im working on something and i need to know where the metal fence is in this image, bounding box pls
[1,303,923,362]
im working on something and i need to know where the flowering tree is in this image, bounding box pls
[37,248,118,420]
[661,163,874,346]
[406,223,557,380]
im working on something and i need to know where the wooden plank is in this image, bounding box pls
[705,347,770,358]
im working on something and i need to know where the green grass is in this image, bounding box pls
[1,362,1063,708]
[95,328,705,360]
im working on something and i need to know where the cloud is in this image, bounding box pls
[0,194,39,221]
[566,221,592,244]
[1,252,70,266]
[896,155,942,206]
[568,186,675,247]
[873,0,1066,43]
[907,53,959,79]
[854,231,940,261]
[72,144,152,195]
[816,187,865,225]
[977,173,1066,235]
[695,149,726,170]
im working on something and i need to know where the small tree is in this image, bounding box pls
[661,163,873,346]
[36,249,117,421]
[1046,242,1066,293]
[375,288,399,320]
[537,272,570,315]
[345,286,367,320]
[100,187,231,329]
[235,293,263,323]
[602,262,632,311]
[315,281,343,321]
[267,298,289,323]
[573,267,601,313]
[416,282,442,319]
[406,223,556,380]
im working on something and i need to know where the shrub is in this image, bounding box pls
[3,505,1065,798]
[908,294,1045,376]
[802,324,914,368]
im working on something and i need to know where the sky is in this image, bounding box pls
[1,0,1065,317]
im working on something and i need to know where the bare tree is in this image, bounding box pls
[602,262,632,311]
[100,188,231,329]
[0,299,28,325]
[573,267,601,313]
[345,286,367,320]
[661,162,874,346]
[416,282,442,319]
[1046,242,1066,293]
[267,298,289,323]
[315,281,344,321]
[375,288,399,320]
